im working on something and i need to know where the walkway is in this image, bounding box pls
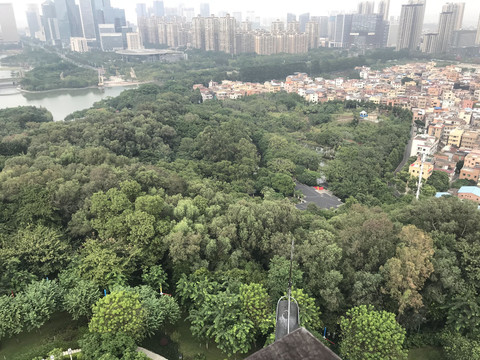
[137,347,168,360]
[394,125,414,174]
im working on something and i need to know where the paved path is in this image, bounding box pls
[394,125,414,174]
[295,182,343,210]
[137,347,168,360]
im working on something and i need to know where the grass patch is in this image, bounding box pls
[141,316,261,360]
[408,346,446,360]
[0,312,83,360]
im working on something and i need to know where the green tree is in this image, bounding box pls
[63,279,100,320]
[135,285,180,337]
[339,305,408,360]
[267,255,303,300]
[240,283,272,336]
[0,225,70,278]
[427,170,450,192]
[89,290,145,340]
[381,225,434,315]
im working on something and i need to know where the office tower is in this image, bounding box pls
[287,21,300,33]
[136,3,147,18]
[271,19,285,33]
[42,0,61,45]
[200,3,210,17]
[350,14,386,48]
[387,16,399,47]
[153,1,165,17]
[0,3,19,43]
[476,14,480,45]
[26,4,42,38]
[421,33,438,53]
[435,6,455,53]
[332,14,353,47]
[298,13,310,32]
[451,29,476,48]
[192,16,205,49]
[70,37,88,51]
[378,0,390,21]
[317,16,329,38]
[79,0,97,39]
[205,15,219,51]
[328,16,336,40]
[104,7,126,32]
[358,1,375,15]
[65,0,83,37]
[53,0,73,42]
[396,0,426,51]
[232,12,242,23]
[287,13,296,23]
[305,21,319,49]
[219,14,236,54]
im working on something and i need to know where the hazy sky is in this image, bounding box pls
[9,0,480,29]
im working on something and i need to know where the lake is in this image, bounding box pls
[0,86,136,121]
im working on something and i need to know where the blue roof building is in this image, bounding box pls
[458,186,480,204]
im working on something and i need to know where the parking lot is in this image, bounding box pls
[295,183,343,210]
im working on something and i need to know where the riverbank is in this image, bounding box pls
[18,81,150,94]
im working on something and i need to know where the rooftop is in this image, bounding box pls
[458,186,480,197]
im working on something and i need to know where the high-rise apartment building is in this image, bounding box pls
[387,16,400,47]
[0,3,19,43]
[200,3,210,17]
[435,6,455,53]
[126,33,142,50]
[305,21,319,49]
[219,14,236,54]
[192,16,205,50]
[377,0,390,21]
[287,13,296,23]
[421,32,438,53]
[358,1,375,15]
[287,21,300,34]
[446,2,464,30]
[476,14,480,45]
[205,15,219,51]
[271,20,285,33]
[396,0,426,51]
[26,4,42,38]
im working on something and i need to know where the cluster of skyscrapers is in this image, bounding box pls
[136,2,391,55]
[0,1,479,57]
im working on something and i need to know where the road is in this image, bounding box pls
[394,125,415,174]
[295,182,343,210]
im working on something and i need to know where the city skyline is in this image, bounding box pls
[8,0,480,29]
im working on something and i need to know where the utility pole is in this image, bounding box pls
[415,153,426,200]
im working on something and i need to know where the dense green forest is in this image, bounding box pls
[3,46,419,92]
[0,85,478,360]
